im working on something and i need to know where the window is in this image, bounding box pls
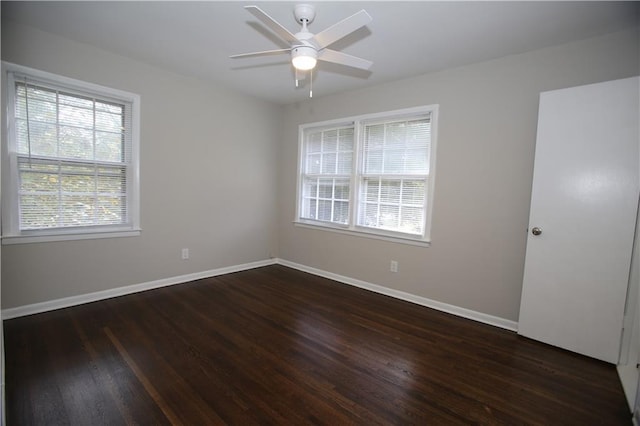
[2,62,140,244]
[296,105,437,245]
[300,126,354,225]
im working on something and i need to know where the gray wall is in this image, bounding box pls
[1,21,282,308]
[278,27,640,322]
[2,19,639,326]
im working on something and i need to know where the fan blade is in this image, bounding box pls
[245,5,298,45]
[312,9,372,49]
[230,48,290,59]
[318,49,372,71]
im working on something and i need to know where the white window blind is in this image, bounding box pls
[358,116,430,235]
[3,63,140,243]
[300,126,354,225]
[297,106,437,244]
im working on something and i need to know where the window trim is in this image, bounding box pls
[295,105,438,246]
[1,61,141,244]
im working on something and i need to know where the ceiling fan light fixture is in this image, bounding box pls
[291,46,317,70]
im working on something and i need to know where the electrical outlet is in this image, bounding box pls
[390,260,398,273]
[181,248,189,260]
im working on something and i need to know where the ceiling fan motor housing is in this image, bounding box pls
[294,4,315,24]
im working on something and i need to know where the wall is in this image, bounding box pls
[2,19,639,325]
[1,20,282,309]
[278,27,640,322]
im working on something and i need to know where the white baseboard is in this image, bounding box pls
[2,257,518,333]
[276,258,519,332]
[1,258,277,320]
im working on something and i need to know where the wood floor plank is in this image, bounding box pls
[4,265,632,425]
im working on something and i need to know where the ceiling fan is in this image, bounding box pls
[230,4,373,96]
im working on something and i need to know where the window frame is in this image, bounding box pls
[2,62,141,244]
[295,105,438,246]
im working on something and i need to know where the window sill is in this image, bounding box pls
[293,221,431,247]
[1,228,141,245]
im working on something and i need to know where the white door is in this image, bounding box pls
[518,77,639,364]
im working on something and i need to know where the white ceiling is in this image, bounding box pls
[2,1,638,105]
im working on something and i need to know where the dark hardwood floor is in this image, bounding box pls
[4,265,632,425]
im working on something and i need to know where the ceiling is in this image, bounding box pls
[2,1,638,105]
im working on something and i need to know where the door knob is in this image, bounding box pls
[531,227,542,236]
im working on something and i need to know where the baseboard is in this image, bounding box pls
[1,258,278,320]
[276,258,519,332]
[2,257,518,332]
